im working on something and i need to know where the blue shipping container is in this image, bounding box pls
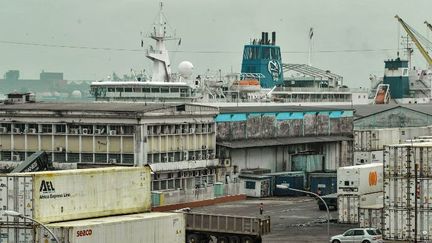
[308,172,337,196]
[266,171,306,196]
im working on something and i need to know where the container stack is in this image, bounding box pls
[266,171,306,196]
[383,143,432,241]
[0,167,185,243]
[354,127,430,165]
[337,163,383,224]
[307,172,337,196]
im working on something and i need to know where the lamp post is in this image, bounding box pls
[3,210,60,243]
[276,184,330,239]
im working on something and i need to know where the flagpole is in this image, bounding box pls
[308,27,313,66]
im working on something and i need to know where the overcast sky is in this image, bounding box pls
[0,0,431,88]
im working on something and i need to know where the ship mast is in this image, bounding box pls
[146,2,172,82]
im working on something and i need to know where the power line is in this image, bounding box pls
[0,39,398,54]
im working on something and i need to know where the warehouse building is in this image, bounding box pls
[215,106,354,176]
[0,94,220,191]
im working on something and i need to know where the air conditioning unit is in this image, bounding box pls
[12,155,20,161]
[223,158,231,166]
[28,128,37,134]
[206,153,210,159]
[189,128,195,133]
[56,146,64,152]
[201,145,207,149]
[94,129,102,135]
[210,153,216,159]
[163,156,169,162]
[109,130,117,135]
[82,128,89,135]
[13,128,20,133]
[197,154,203,160]
[0,127,7,133]
[109,158,117,163]
[169,156,175,162]
[191,155,196,160]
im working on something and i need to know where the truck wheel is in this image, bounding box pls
[229,236,240,243]
[187,234,200,243]
[241,236,254,243]
[217,236,229,243]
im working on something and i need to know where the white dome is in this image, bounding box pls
[178,61,194,79]
[71,90,82,98]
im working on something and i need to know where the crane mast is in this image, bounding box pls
[395,15,432,67]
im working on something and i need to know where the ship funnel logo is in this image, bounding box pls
[368,171,378,186]
[267,60,281,81]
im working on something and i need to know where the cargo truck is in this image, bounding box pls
[185,212,271,243]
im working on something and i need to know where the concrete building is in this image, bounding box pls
[215,106,354,177]
[0,97,220,191]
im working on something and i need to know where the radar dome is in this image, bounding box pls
[178,61,194,79]
[71,90,82,98]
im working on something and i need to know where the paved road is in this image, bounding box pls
[192,196,355,242]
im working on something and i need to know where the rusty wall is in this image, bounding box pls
[216,123,230,140]
[261,115,276,138]
[316,114,330,135]
[231,121,246,140]
[304,113,317,136]
[246,115,262,138]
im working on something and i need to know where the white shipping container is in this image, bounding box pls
[384,208,432,241]
[384,177,432,209]
[35,212,185,243]
[359,205,383,230]
[338,195,359,224]
[384,207,414,240]
[384,144,432,177]
[337,163,383,195]
[0,167,151,224]
[354,127,430,152]
[354,151,384,165]
[359,192,384,207]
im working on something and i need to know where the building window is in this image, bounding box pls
[108,88,115,92]
[245,181,256,189]
[41,124,52,133]
[55,124,66,133]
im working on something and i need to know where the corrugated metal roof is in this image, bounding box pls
[217,136,352,148]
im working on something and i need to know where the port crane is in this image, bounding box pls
[395,15,432,67]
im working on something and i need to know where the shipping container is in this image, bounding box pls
[35,212,185,243]
[266,171,305,196]
[354,127,429,152]
[384,144,432,177]
[359,192,384,207]
[384,208,432,241]
[239,174,272,198]
[337,163,383,195]
[359,205,384,230]
[384,177,432,209]
[0,167,151,224]
[338,194,359,223]
[307,172,336,196]
[291,154,324,173]
[354,151,384,165]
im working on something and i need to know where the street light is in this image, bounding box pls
[276,184,330,239]
[3,210,60,243]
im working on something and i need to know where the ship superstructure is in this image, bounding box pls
[90,3,369,106]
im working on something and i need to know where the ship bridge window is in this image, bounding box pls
[143,87,151,93]
[116,88,124,92]
[125,88,132,92]
[170,87,179,93]
[133,88,142,92]
[161,87,169,93]
[108,88,115,92]
[151,87,160,93]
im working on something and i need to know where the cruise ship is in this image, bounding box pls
[90,2,369,107]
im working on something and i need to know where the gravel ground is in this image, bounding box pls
[192,197,403,243]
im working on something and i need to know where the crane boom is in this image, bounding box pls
[395,15,432,66]
[425,21,432,32]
